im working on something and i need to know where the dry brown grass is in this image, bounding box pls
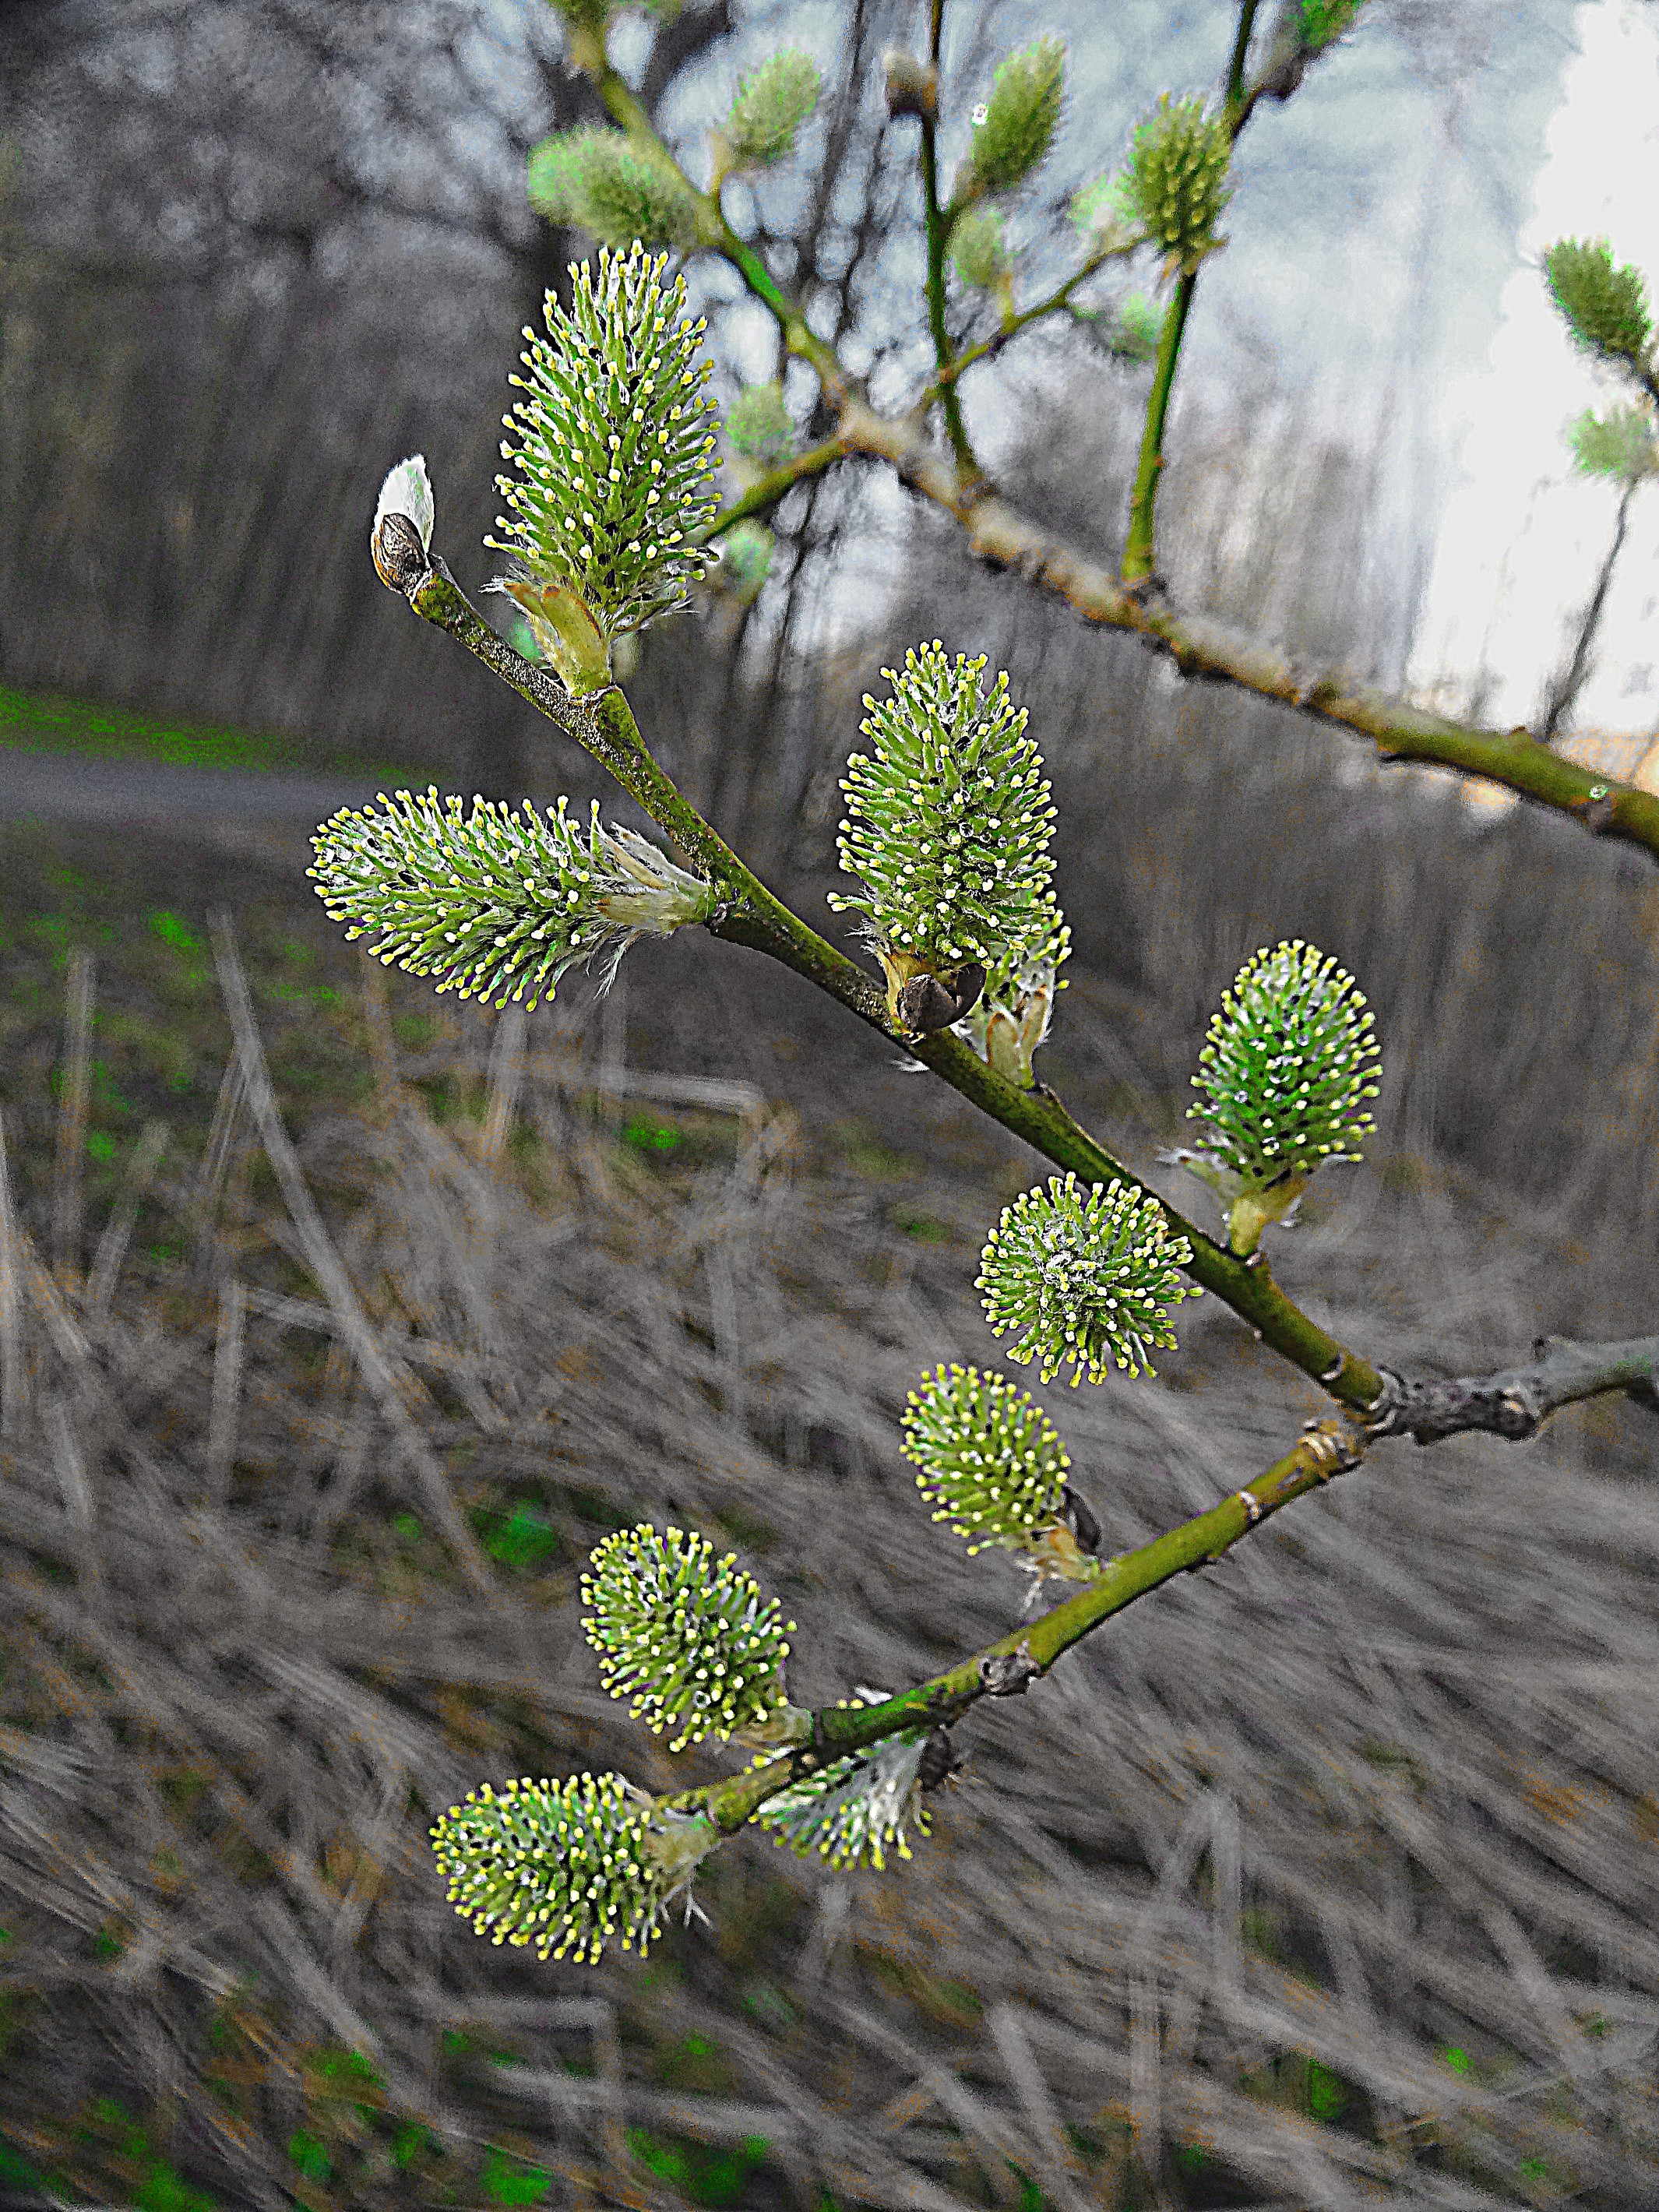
[0,812,1657,2211]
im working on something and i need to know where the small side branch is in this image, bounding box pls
[668,1415,1368,1837]
[1225,0,1263,118]
[1367,1334,1659,1445]
[933,238,1142,392]
[664,1330,1659,1841]
[1121,267,1196,583]
[914,43,977,480]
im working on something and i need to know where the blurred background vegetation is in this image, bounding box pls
[2,2,1658,2208]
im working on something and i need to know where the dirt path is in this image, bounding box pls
[0,746,390,826]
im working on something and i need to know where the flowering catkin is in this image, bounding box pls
[829,643,1060,992]
[309,789,714,1012]
[487,244,721,661]
[582,1524,794,1751]
[978,1171,1199,1385]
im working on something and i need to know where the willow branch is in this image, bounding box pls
[820,406,1659,864]
[916,49,977,477]
[541,33,1635,867]
[1121,267,1196,583]
[674,1346,1659,1842]
[1368,1334,1659,1445]
[544,33,1659,871]
[1122,0,1263,583]
[384,549,1386,1419]
[934,236,1143,391]
[389,553,1659,1412]
[669,1415,1370,1835]
[705,431,852,537]
[1225,0,1263,118]
[1539,474,1642,745]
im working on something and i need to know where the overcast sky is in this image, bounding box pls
[6,0,1641,743]
[1407,0,1659,738]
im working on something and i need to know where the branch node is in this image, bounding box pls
[979,1643,1041,1697]
[1235,1488,1263,1523]
[1300,1417,1363,1480]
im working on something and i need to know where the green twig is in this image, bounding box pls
[934,237,1141,391]
[393,555,1386,1414]
[1226,0,1264,118]
[1121,0,1275,588]
[1121,267,1196,583]
[669,1324,1659,1835]
[917,72,977,478]
[669,1417,1367,1834]
[703,431,854,537]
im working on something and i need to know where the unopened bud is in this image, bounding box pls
[883,48,937,122]
[370,454,435,591]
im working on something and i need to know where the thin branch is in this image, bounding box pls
[933,236,1143,391]
[915,50,977,479]
[386,551,1659,1443]
[671,1338,1659,1840]
[1539,475,1642,744]
[389,550,1385,1419]
[671,1415,1370,1835]
[1123,0,1263,584]
[705,428,858,537]
[1122,268,1196,583]
[1225,0,1264,118]
[1368,1334,1659,1445]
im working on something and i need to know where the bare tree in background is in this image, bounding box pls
[0,0,959,822]
[0,0,749,794]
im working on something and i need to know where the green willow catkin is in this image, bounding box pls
[720,51,821,167]
[1569,405,1657,484]
[308,790,714,1012]
[1119,92,1232,278]
[726,381,794,465]
[1189,939,1379,1178]
[581,1524,794,1752]
[1165,939,1380,1255]
[950,207,1013,293]
[755,1705,934,1871]
[969,36,1066,194]
[526,129,698,251]
[486,244,720,687]
[978,1171,1200,1385]
[829,643,1060,1012]
[430,1773,711,1965]
[902,1365,1070,1554]
[1544,238,1654,368]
